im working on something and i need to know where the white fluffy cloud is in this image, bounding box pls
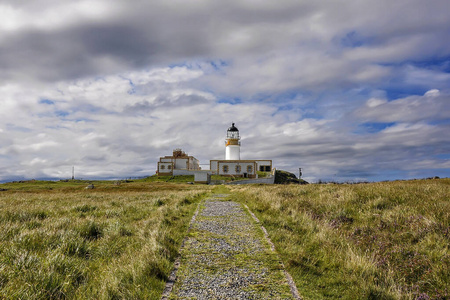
[355,90,449,123]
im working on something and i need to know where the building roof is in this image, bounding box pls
[227,122,239,132]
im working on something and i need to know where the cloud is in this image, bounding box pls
[0,0,449,182]
[2,0,448,84]
[354,90,449,123]
[0,1,120,32]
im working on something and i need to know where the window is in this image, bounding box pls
[227,132,239,139]
[247,165,253,173]
[260,165,271,172]
[168,165,172,170]
[222,165,229,173]
[160,165,165,170]
[235,165,241,173]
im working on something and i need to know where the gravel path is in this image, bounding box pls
[165,194,297,300]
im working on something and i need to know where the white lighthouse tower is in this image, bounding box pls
[225,123,240,160]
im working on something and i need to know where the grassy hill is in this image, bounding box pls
[274,169,309,184]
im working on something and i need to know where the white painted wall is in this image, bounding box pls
[174,158,188,169]
[210,160,218,171]
[225,145,240,160]
[194,172,210,183]
[218,161,256,176]
[158,162,173,174]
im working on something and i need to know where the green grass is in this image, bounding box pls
[0,180,113,192]
[140,175,195,183]
[210,174,248,182]
[0,175,204,191]
[230,179,450,299]
[2,178,448,299]
[257,171,271,178]
[0,180,212,299]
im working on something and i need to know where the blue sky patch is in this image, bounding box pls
[357,122,396,133]
[39,99,55,105]
[128,79,136,95]
[401,56,450,72]
[434,153,450,160]
[55,110,70,117]
[339,31,374,48]
[74,118,97,123]
[209,60,229,71]
[383,86,428,101]
[429,119,450,126]
[217,97,242,104]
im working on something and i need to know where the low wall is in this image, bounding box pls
[173,169,212,176]
[225,176,275,185]
[172,169,212,184]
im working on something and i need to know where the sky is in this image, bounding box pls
[0,0,449,183]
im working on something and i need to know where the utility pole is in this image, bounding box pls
[299,168,302,179]
[72,166,75,180]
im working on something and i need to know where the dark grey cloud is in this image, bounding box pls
[1,24,181,81]
[2,0,448,85]
[123,94,211,115]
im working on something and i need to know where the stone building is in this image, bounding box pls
[157,149,200,176]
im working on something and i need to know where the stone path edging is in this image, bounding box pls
[160,200,203,300]
[242,204,302,300]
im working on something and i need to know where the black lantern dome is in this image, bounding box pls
[227,123,239,132]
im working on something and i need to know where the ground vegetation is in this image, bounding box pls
[0,180,212,299]
[230,179,449,299]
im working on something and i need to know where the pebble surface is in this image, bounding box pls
[167,194,295,300]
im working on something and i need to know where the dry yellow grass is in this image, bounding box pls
[0,180,212,299]
[230,179,450,299]
[2,178,448,299]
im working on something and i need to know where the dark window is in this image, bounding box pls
[260,166,265,172]
[222,165,229,173]
[235,165,241,173]
[247,165,253,173]
[265,166,271,172]
[161,165,165,170]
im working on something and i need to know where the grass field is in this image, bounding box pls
[1,178,448,299]
[0,180,212,299]
[231,179,450,299]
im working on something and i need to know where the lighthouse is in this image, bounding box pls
[225,123,240,160]
[157,122,273,179]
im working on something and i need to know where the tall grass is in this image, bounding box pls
[231,179,450,299]
[0,181,212,299]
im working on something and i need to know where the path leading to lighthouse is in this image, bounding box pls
[162,194,300,300]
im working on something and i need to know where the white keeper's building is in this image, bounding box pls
[156,123,272,179]
[157,149,200,176]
